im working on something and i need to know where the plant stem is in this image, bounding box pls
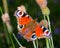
[36,40,38,48]
[47,16,54,48]
[33,41,36,48]
[0,7,10,45]
[36,39,38,48]
[0,6,15,48]
[2,0,8,13]
[12,33,22,47]
[0,7,3,14]
[9,33,15,48]
[46,39,50,48]
[43,15,50,48]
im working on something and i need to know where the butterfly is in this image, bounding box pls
[14,5,51,41]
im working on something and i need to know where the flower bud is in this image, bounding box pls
[41,7,50,16]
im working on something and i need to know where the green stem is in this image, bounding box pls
[47,16,54,48]
[33,41,36,48]
[0,7,3,14]
[43,15,50,48]
[36,39,38,48]
[46,39,50,48]
[0,7,10,45]
[12,33,22,47]
[44,15,46,27]
[3,24,11,44]
[0,6,15,48]
[9,33,15,48]
[46,16,51,32]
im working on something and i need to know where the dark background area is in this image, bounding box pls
[0,0,60,48]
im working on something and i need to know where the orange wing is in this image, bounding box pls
[18,16,32,25]
[35,24,44,38]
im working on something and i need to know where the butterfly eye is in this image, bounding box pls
[44,30,50,37]
[18,25,24,30]
[43,27,47,32]
[31,33,37,40]
[16,10,24,17]
[19,25,23,28]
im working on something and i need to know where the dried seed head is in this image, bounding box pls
[36,0,47,8]
[1,13,10,23]
[1,13,12,33]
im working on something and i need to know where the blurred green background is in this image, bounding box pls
[0,0,60,48]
